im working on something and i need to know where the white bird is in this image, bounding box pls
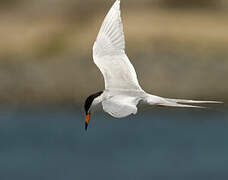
[84,0,221,130]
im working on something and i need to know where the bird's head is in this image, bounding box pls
[84,91,103,131]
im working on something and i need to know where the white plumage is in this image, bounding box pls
[88,0,221,119]
[93,0,140,90]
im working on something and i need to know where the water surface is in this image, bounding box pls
[0,106,227,180]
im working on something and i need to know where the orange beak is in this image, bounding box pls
[85,113,91,131]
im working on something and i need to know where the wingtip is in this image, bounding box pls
[108,0,121,14]
[114,0,120,8]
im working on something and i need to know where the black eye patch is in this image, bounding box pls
[84,91,103,114]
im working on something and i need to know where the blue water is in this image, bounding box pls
[0,106,227,180]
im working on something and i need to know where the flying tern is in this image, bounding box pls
[84,0,221,130]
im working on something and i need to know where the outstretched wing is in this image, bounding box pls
[93,0,141,90]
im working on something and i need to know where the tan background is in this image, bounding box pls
[0,0,227,105]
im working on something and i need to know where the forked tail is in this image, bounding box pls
[145,94,222,108]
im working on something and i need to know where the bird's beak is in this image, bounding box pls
[85,113,91,131]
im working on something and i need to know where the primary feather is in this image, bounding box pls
[93,0,141,90]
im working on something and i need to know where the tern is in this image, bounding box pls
[84,0,221,130]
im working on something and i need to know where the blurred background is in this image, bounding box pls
[0,0,227,179]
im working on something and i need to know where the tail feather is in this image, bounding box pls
[145,94,222,109]
[158,102,205,108]
[164,98,223,104]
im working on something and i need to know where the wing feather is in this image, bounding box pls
[93,0,141,90]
